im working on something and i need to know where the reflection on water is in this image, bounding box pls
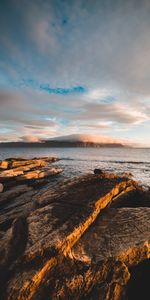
[0,147,150,186]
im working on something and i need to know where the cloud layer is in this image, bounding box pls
[0,0,150,145]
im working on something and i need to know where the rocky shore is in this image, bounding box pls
[0,157,149,300]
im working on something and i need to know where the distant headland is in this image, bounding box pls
[0,134,125,148]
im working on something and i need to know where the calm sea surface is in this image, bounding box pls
[0,147,150,187]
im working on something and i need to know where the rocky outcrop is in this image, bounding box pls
[0,157,62,182]
[0,157,63,231]
[0,159,149,300]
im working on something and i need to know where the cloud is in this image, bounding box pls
[0,0,150,145]
[68,101,149,125]
[19,135,41,143]
[50,133,126,145]
[1,0,150,94]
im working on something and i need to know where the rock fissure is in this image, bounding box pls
[17,181,136,300]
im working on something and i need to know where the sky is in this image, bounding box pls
[0,0,150,146]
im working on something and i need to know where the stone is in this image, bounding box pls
[0,217,28,268]
[0,160,8,169]
[0,159,149,300]
[94,168,104,175]
[0,169,24,178]
[16,167,63,180]
[0,173,139,300]
[9,159,47,169]
[0,216,28,291]
[0,185,33,206]
[0,183,4,192]
[0,157,62,183]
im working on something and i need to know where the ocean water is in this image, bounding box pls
[0,147,150,187]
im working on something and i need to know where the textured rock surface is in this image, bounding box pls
[0,157,62,182]
[0,158,149,300]
[0,183,3,192]
[0,157,63,231]
[0,160,8,169]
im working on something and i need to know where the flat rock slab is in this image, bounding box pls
[48,208,150,300]
[23,175,136,262]
[72,207,150,265]
[0,157,58,169]
[0,157,62,182]
[0,157,63,230]
[0,173,138,300]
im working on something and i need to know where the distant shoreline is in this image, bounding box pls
[0,141,125,148]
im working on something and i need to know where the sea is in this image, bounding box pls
[0,147,150,187]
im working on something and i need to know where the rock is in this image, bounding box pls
[0,169,24,178]
[38,167,63,177]
[68,207,150,300]
[0,216,28,269]
[0,157,62,183]
[0,157,59,171]
[0,174,139,300]
[0,216,28,292]
[94,168,104,175]
[16,167,63,180]
[0,160,8,169]
[0,162,149,300]
[0,185,33,206]
[9,159,47,169]
[0,183,3,192]
[0,188,36,231]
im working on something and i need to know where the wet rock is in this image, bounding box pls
[0,183,4,192]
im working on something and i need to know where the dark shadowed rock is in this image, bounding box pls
[0,185,33,206]
[0,183,3,192]
[94,168,104,175]
[0,216,28,294]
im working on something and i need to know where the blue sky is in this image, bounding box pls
[0,0,150,145]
